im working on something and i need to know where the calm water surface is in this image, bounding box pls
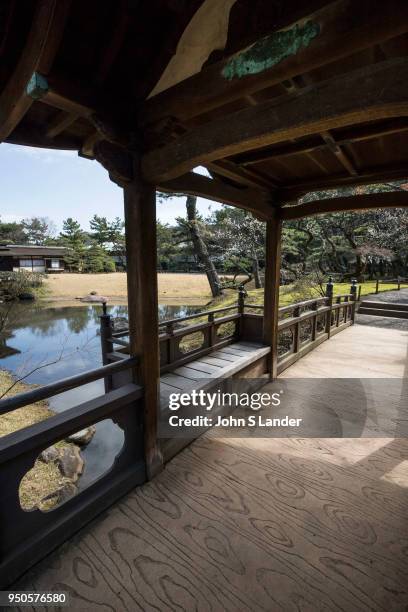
[0,302,199,487]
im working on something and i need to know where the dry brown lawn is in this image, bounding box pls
[44,272,214,303]
[0,371,76,511]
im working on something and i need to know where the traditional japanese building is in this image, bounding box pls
[0,244,67,272]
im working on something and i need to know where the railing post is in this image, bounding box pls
[263,214,282,379]
[311,300,318,340]
[99,302,113,391]
[208,312,216,347]
[238,283,247,339]
[166,322,176,364]
[397,276,401,290]
[376,278,379,294]
[350,279,357,323]
[293,306,300,353]
[238,283,246,315]
[325,276,334,338]
[99,302,112,365]
[335,296,341,327]
[358,284,362,301]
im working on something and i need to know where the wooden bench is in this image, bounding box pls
[159,341,271,460]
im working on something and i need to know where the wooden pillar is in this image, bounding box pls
[124,157,163,480]
[263,213,282,380]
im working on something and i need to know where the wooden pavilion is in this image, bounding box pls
[1,0,408,594]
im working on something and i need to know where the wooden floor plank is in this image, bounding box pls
[161,373,197,390]
[228,340,259,352]
[217,346,255,357]
[13,331,408,608]
[160,381,181,393]
[16,434,408,611]
[210,350,238,362]
[198,356,234,368]
[187,359,224,374]
[173,366,212,380]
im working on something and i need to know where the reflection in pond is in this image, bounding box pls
[0,302,199,488]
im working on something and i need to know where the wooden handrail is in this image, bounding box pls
[0,357,138,415]
[158,304,238,327]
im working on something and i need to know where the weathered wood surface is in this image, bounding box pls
[142,58,408,182]
[124,163,162,479]
[141,0,408,127]
[14,433,408,611]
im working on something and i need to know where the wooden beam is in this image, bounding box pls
[206,160,276,190]
[158,172,274,219]
[278,164,408,201]
[37,73,96,117]
[263,213,282,379]
[46,111,79,138]
[282,190,408,219]
[233,118,408,166]
[142,58,408,183]
[123,159,163,480]
[320,130,358,176]
[140,0,408,127]
[0,0,65,141]
[5,122,81,150]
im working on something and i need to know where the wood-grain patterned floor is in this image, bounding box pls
[14,434,408,611]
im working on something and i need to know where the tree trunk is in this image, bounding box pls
[185,195,222,297]
[252,257,262,288]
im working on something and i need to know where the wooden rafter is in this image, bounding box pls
[46,111,79,138]
[140,0,408,127]
[281,73,359,177]
[320,130,358,176]
[278,165,408,201]
[232,118,408,166]
[158,172,274,219]
[48,2,130,146]
[281,190,408,220]
[142,58,408,183]
[206,160,276,190]
[0,0,70,142]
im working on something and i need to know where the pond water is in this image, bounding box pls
[0,302,199,489]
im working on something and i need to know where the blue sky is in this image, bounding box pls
[0,143,220,233]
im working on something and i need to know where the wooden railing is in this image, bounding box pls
[375,277,408,294]
[275,294,355,373]
[100,284,357,377]
[101,304,244,373]
[159,305,240,372]
[0,357,144,587]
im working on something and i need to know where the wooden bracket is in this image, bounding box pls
[90,114,131,149]
[94,140,134,186]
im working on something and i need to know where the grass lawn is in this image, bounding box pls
[210,280,408,311]
[43,273,408,309]
[44,272,214,303]
[0,370,77,511]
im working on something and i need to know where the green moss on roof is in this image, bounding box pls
[222,21,320,81]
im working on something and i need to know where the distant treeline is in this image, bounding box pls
[1,181,407,286]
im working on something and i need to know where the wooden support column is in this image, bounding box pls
[263,212,282,380]
[123,157,163,480]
